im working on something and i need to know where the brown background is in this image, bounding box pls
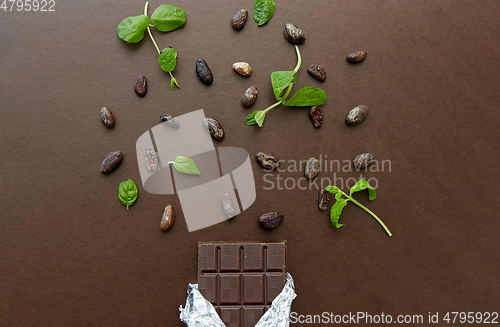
[1,0,499,326]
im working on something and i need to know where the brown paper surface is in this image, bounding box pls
[1,0,499,325]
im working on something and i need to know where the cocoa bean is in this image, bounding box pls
[309,105,323,128]
[100,107,114,128]
[318,187,331,211]
[232,9,248,30]
[134,75,147,96]
[160,205,175,231]
[256,152,280,171]
[242,86,258,108]
[307,64,326,82]
[258,212,283,230]
[304,158,320,179]
[284,23,306,44]
[232,62,252,76]
[345,105,368,126]
[353,153,374,169]
[204,117,224,141]
[100,151,123,174]
[196,59,213,85]
[347,51,367,63]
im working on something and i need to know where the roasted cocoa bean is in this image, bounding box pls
[242,86,258,108]
[222,193,236,218]
[232,62,252,76]
[318,187,331,211]
[160,114,179,128]
[284,23,306,44]
[258,212,283,230]
[256,152,280,171]
[160,205,175,231]
[345,105,369,126]
[307,64,326,82]
[347,51,367,63]
[134,75,147,96]
[353,153,374,169]
[100,107,114,128]
[144,149,159,173]
[232,9,248,30]
[196,59,213,85]
[204,117,224,141]
[304,158,320,179]
[309,105,323,128]
[100,151,123,174]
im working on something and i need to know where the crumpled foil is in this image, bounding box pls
[179,273,297,327]
[179,283,225,327]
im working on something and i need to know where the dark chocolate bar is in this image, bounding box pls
[198,241,286,327]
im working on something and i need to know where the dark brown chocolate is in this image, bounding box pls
[198,241,286,327]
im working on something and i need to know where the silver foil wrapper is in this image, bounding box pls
[179,283,225,327]
[179,273,296,327]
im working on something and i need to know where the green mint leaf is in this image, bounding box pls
[151,4,186,32]
[118,179,138,210]
[253,0,275,26]
[350,179,377,200]
[325,185,341,194]
[331,198,348,228]
[255,111,266,127]
[172,156,200,175]
[117,15,150,43]
[284,86,327,107]
[245,111,261,125]
[159,47,177,72]
[335,193,342,201]
[271,71,297,100]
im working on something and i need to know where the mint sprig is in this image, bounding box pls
[326,179,392,237]
[167,156,200,175]
[117,2,184,90]
[245,45,327,127]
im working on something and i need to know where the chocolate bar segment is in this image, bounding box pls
[198,241,286,327]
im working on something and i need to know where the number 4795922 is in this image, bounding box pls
[1,0,55,11]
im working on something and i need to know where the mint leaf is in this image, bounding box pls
[117,15,150,43]
[159,47,177,72]
[172,156,200,175]
[335,193,342,201]
[271,71,296,100]
[284,86,327,107]
[253,0,275,26]
[325,185,341,194]
[151,4,186,32]
[118,179,139,210]
[255,111,266,127]
[245,111,261,125]
[330,198,348,228]
[350,179,377,200]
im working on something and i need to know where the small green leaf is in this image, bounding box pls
[159,47,177,72]
[325,185,341,194]
[271,71,296,100]
[330,198,348,228]
[117,15,150,43]
[284,86,328,107]
[255,111,266,127]
[245,111,261,125]
[350,179,377,200]
[118,179,139,210]
[172,156,200,175]
[151,4,186,32]
[253,0,275,26]
[335,193,342,201]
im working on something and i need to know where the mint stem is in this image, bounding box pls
[344,192,392,237]
[263,100,283,113]
[293,45,302,72]
[144,2,160,55]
